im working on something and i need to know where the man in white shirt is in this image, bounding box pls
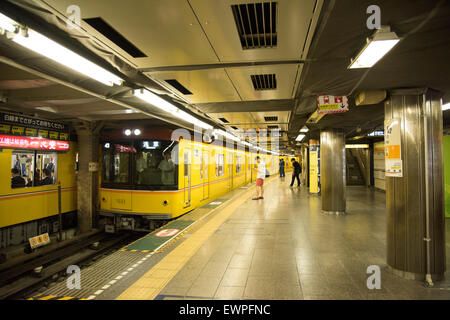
[158,152,175,185]
[253,156,266,200]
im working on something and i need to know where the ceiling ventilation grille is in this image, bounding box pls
[219,117,229,123]
[165,79,193,95]
[251,74,276,90]
[264,116,278,122]
[267,125,279,129]
[83,17,147,58]
[231,126,239,130]
[231,2,277,50]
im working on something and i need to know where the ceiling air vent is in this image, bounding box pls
[231,2,277,50]
[231,126,239,130]
[219,117,229,123]
[165,79,193,95]
[251,74,276,90]
[264,116,278,122]
[83,17,147,58]
[267,125,279,129]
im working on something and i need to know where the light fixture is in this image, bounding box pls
[345,144,369,149]
[299,126,309,133]
[348,26,400,69]
[133,129,141,136]
[215,129,240,142]
[442,102,450,111]
[2,12,123,86]
[295,134,305,142]
[124,129,131,136]
[134,89,213,130]
[104,143,110,149]
[0,12,16,33]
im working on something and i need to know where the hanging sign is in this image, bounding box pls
[317,95,349,114]
[0,112,70,140]
[384,119,402,177]
[0,135,69,151]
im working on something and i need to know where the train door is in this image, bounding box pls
[227,152,233,190]
[202,149,209,200]
[183,148,191,207]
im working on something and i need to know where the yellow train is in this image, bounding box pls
[0,142,77,248]
[99,128,279,232]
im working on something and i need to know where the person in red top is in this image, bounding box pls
[253,156,266,200]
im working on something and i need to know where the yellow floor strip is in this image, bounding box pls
[116,178,274,300]
[57,296,74,300]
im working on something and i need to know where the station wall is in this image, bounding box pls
[444,135,450,218]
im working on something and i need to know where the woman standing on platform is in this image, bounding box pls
[253,156,265,200]
[279,158,285,178]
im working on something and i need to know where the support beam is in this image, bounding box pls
[320,129,346,215]
[385,88,445,282]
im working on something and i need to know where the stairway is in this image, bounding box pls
[346,149,365,185]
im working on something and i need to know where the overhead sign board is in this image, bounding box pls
[0,112,70,141]
[317,95,349,114]
[0,135,69,151]
[384,119,402,177]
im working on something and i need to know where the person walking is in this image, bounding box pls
[253,156,266,200]
[290,158,301,187]
[279,158,285,178]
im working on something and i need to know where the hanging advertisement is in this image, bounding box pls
[317,95,349,114]
[384,119,402,177]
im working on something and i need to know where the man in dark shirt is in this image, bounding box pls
[40,168,53,186]
[11,168,25,188]
[290,158,301,187]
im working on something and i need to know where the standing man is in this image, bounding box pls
[279,158,285,178]
[290,158,301,187]
[253,156,266,200]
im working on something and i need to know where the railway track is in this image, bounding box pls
[0,231,142,300]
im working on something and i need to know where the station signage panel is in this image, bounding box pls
[0,112,70,141]
[384,119,402,177]
[0,135,69,151]
[317,95,349,114]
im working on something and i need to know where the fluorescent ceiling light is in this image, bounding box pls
[0,12,16,33]
[11,28,123,86]
[442,103,450,111]
[295,134,305,142]
[215,129,240,142]
[134,89,213,130]
[346,144,369,149]
[349,27,400,69]
[300,126,309,133]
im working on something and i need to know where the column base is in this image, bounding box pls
[387,265,444,282]
[321,210,345,216]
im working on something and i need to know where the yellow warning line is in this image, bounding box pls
[38,295,57,300]
[116,177,275,300]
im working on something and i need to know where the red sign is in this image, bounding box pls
[317,95,349,114]
[154,229,180,237]
[115,144,136,153]
[0,135,69,151]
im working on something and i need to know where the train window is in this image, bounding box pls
[113,144,132,183]
[135,140,177,186]
[102,152,111,183]
[200,152,203,180]
[10,151,57,188]
[236,156,242,173]
[215,153,224,177]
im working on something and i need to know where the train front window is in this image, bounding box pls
[135,140,177,187]
[113,144,133,183]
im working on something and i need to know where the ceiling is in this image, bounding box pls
[0,0,449,150]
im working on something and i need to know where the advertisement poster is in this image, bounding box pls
[309,140,320,194]
[384,119,402,177]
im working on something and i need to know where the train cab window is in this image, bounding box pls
[136,140,177,186]
[236,156,242,173]
[11,151,57,188]
[215,153,224,177]
[113,144,132,183]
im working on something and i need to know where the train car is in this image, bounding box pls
[99,128,277,232]
[0,141,77,248]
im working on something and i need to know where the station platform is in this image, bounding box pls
[31,177,450,300]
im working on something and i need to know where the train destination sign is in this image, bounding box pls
[0,112,70,141]
[0,135,70,151]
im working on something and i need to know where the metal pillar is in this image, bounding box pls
[320,129,346,215]
[385,88,445,282]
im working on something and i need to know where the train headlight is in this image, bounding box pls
[124,129,131,136]
[134,129,141,136]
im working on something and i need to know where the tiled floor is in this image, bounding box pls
[157,178,450,300]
